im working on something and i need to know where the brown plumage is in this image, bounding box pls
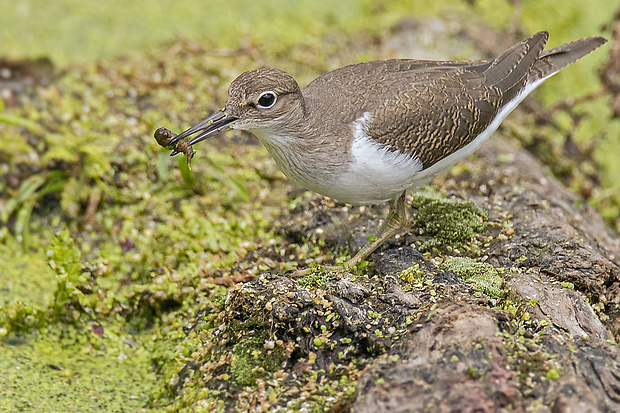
[164,32,607,270]
[301,32,605,168]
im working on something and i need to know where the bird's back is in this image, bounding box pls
[302,32,605,171]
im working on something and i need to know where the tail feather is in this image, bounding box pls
[530,36,608,82]
[484,31,549,105]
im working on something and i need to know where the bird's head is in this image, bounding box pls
[170,68,306,147]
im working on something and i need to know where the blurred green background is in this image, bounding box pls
[0,0,614,66]
[0,0,617,410]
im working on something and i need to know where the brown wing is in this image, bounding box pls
[367,32,549,169]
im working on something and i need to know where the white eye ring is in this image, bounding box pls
[257,91,277,108]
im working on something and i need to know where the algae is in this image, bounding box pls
[0,330,156,412]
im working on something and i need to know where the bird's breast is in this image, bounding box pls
[251,130,349,199]
[332,112,426,204]
[250,114,427,205]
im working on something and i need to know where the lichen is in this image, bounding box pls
[442,257,503,299]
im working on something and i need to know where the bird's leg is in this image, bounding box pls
[345,191,408,268]
[288,192,408,278]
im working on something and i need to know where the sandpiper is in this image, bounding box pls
[167,31,606,271]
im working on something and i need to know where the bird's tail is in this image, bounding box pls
[529,36,607,82]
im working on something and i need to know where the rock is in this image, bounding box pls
[178,137,620,411]
[350,137,620,412]
[353,303,620,413]
[507,272,610,340]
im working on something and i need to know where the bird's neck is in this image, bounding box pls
[249,121,352,197]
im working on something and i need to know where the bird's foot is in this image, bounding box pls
[287,191,409,279]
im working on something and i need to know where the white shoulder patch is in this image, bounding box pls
[351,112,424,172]
[337,112,424,204]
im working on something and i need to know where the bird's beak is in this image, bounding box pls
[168,110,237,154]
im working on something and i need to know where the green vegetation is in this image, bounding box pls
[231,329,286,387]
[410,191,488,253]
[0,0,616,410]
[442,257,504,298]
[398,263,426,292]
[399,264,425,284]
[545,368,561,381]
[0,335,156,411]
[298,271,333,289]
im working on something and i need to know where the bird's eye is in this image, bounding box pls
[257,91,277,108]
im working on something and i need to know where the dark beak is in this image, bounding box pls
[169,110,237,155]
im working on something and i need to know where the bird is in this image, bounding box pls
[167,31,606,273]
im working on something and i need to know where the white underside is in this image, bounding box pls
[254,75,551,205]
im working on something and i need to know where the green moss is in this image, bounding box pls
[442,257,503,299]
[47,229,90,319]
[467,366,482,379]
[298,271,332,289]
[545,368,561,381]
[411,194,488,253]
[230,352,258,387]
[560,281,575,290]
[398,264,425,288]
[0,230,89,333]
[231,331,285,387]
